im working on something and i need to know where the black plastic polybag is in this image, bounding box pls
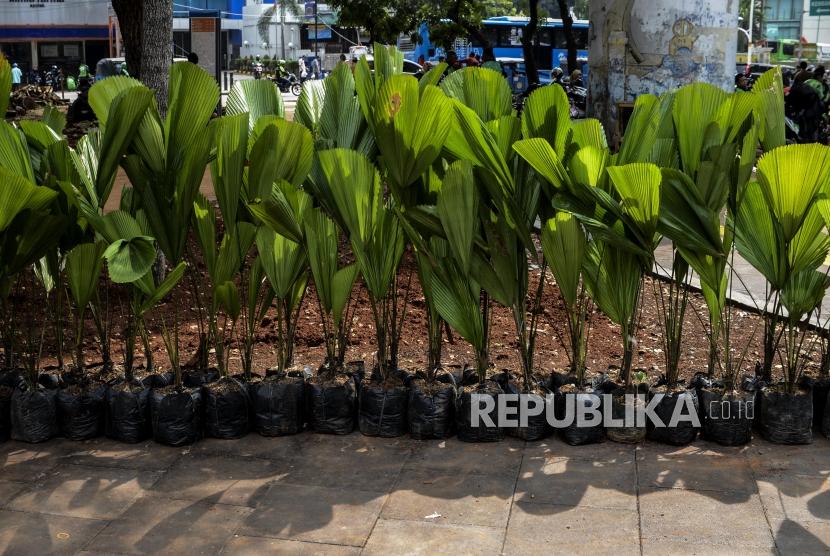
[57,382,106,440]
[203,377,250,439]
[456,381,503,443]
[700,388,754,446]
[758,387,812,445]
[105,380,152,443]
[253,374,305,436]
[151,387,204,446]
[606,387,647,444]
[358,381,408,437]
[11,386,57,443]
[503,381,551,442]
[408,378,456,440]
[555,389,605,446]
[305,375,356,435]
[646,387,699,446]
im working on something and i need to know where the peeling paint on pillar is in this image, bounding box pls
[589,0,739,146]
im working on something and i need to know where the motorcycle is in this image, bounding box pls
[274,72,302,96]
[567,85,587,119]
[253,62,264,80]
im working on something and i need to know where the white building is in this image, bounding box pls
[0,0,112,73]
[241,1,358,66]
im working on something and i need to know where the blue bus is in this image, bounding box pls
[400,16,590,72]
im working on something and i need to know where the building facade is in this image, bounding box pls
[0,0,111,73]
[0,0,245,75]
[765,0,830,43]
[172,0,244,70]
[240,0,356,64]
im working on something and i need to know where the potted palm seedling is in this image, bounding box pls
[735,144,830,444]
[91,206,187,442]
[229,100,315,436]
[317,148,409,437]
[655,81,760,445]
[517,95,668,444]
[114,63,219,446]
[429,161,504,442]
[432,67,535,442]
[357,58,458,438]
[57,242,108,440]
[0,61,66,441]
[193,189,257,440]
[539,212,604,445]
[252,183,311,436]
[300,208,360,434]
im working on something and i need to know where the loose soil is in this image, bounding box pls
[3,104,821,388]
[3,237,813,388]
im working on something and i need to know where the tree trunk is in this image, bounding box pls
[110,0,143,79]
[557,0,578,73]
[521,0,540,85]
[141,0,173,114]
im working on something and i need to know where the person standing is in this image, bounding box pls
[310,56,321,79]
[11,63,22,91]
[299,56,308,81]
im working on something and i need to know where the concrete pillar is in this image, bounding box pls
[30,40,38,71]
[589,0,740,146]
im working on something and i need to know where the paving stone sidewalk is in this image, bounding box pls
[0,431,828,555]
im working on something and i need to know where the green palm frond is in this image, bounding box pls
[440,66,513,122]
[226,79,285,131]
[752,67,786,150]
[521,83,572,155]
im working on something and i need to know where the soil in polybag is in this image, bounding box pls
[503,380,551,442]
[456,380,503,443]
[252,373,305,436]
[758,386,812,445]
[305,372,356,435]
[554,386,605,446]
[203,377,250,439]
[700,388,754,446]
[151,386,204,446]
[183,368,219,388]
[57,381,107,440]
[37,370,63,390]
[358,378,408,438]
[646,385,698,445]
[606,386,648,444]
[11,386,58,443]
[106,380,152,443]
[408,375,456,440]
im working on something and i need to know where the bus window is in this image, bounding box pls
[508,26,523,46]
[550,26,588,49]
[537,28,553,47]
[553,28,566,49]
[574,27,589,49]
[783,42,796,56]
[482,27,500,48]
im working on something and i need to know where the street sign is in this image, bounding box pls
[304,1,316,21]
[811,0,830,16]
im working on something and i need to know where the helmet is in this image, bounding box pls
[552,67,564,78]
